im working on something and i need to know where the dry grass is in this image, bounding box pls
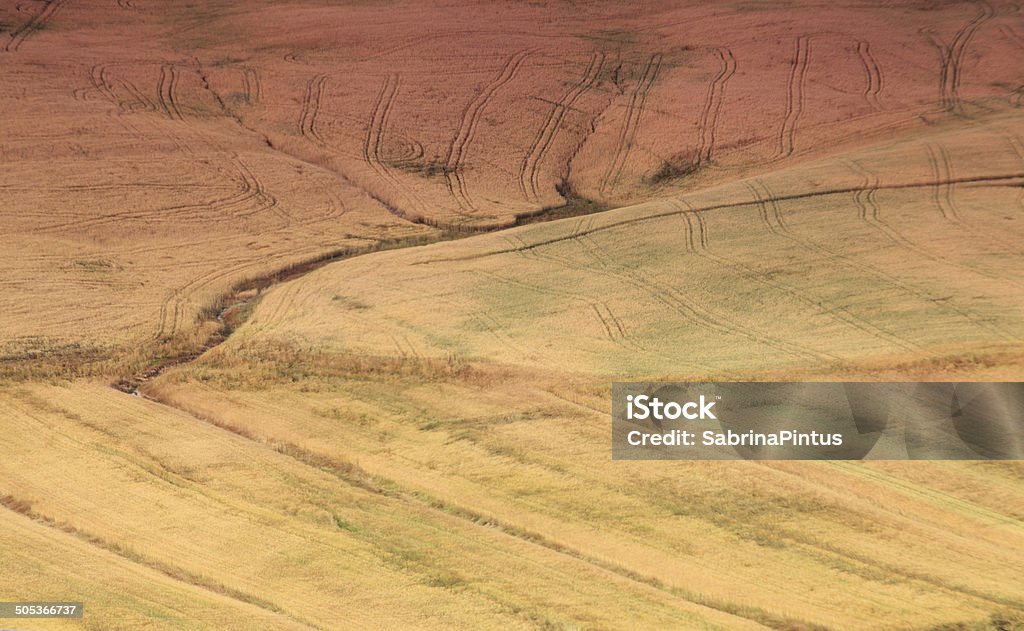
[134,102,1024,630]
[3,1,1024,629]
[220,110,1024,382]
[143,361,1024,630]
[4,0,1024,376]
[0,381,767,630]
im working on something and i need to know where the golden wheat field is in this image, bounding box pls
[2,0,1024,629]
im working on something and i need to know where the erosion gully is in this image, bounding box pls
[112,191,609,395]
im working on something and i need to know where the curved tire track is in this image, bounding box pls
[4,0,66,52]
[747,177,1018,342]
[668,198,925,355]
[695,47,736,165]
[926,143,960,221]
[518,51,605,203]
[421,170,1024,265]
[599,53,662,197]
[158,64,184,121]
[243,67,262,104]
[517,225,836,364]
[89,63,160,114]
[856,41,884,111]
[445,49,533,215]
[90,64,127,111]
[744,180,787,235]
[776,36,810,160]
[363,74,427,222]
[519,51,605,201]
[845,158,1024,291]
[298,74,328,147]
[577,232,838,363]
[36,152,281,234]
[928,2,994,113]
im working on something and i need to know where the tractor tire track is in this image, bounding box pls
[668,198,925,355]
[518,50,605,203]
[421,171,1024,265]
[4,0,66,52]
[473,308,527,358]
[364,74,399,181]
[776,36,810,160]
[945,2,994,112]
[298,74,328,147]
[681,211,698,254]
[445,49,533,215]
[695,47,736,165]
[36,153,281,234]
[380,133,425,168]
[598,53,662,197]
[155,257,253,341]
[158,64,184,121]
[460,268,588,358]
[243,67,262,104]
[926,143,960,221]
[746,181,776,234]
[576,232,838,363]
[604,304,628,341]
[589,302,630,347]
[216,153,285,221]
[744,180,787,235]
[90,64,127,111]
[1010,133,1024,210]
[856,41,883,111]
[590,303,617,343]
[926,2,994,113]
[122,79,159,113]
[90,64,159,114]
[846,159,902,234]
[521,227,835,364]
[362,73,425,221]
[746,178,1018,342]
[508,237,660,357]
[695,208,709,249]
[678,204,709,254]
[926,142,1024,254]
[845,159,1024,291]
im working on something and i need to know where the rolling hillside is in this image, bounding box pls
[2,1,1024,629]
